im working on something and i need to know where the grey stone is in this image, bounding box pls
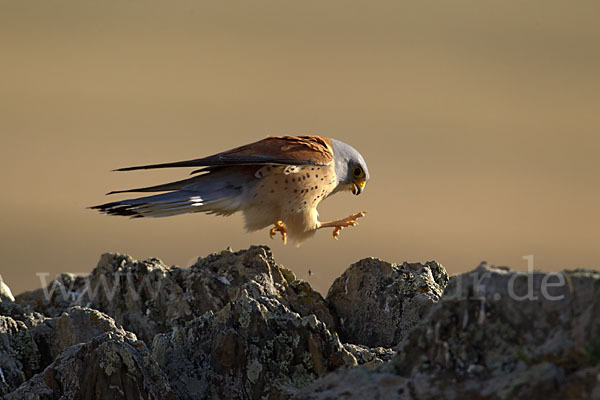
[1,305,156,398]
[28,306,138,363]
[343,343,395,369]
[12,246,350,399]
[11,249,600,399]
[0,315,40,396]
[16,246,338,345]
[295,368,411,400]
[181,246,338,331]
[15,255,188,346]
[6,331,176,400]
[152,292,355,400]
[327,258,448,347]
[0,275,14,303]
[298,263,600,400]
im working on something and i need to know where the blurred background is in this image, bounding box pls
[1,0,598,296]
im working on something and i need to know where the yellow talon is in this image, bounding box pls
[332,227,341,240]
[321,211,367,241]
[269,221,287,245]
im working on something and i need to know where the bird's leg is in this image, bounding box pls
[269,220,288,245]
[318,212,366,240]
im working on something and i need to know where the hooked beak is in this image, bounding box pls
[352,180,366,195]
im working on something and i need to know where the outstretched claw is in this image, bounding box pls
[319,211,367,240]
[269,220,288,245]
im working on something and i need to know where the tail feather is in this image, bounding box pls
[91,170,250,218]
[91,189,243,218]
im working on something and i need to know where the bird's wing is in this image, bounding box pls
[114,136,334,172]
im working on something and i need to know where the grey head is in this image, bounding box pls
[330,138,370,195]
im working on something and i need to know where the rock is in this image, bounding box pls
[28,307,138,365]
[343,344,395,369]
[1,271,169,399]
[0,275,15,302]
[181,247,337,330]
[0,315,40,396]
[12,246,349,399]
[297,263,600,400]
[294,368,410,400]
[282,280,337,329]
[0,277,46,396]
[393,264,600,379]
[6,331,176,400]
[152,292,355,400]
[15,246,338,345]
[327,258,448,348]
[15,273,85,317]
[11,248,600,399]
[0,304,157,397]
[15,255,188,346]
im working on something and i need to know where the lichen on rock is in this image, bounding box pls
[327,257,448,348]
[298,263,600,400]
[151,291,355,399]
[5,247,599,399]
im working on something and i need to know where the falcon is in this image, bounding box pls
[91,136,369,244]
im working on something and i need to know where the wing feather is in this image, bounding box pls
[114,136,333,172]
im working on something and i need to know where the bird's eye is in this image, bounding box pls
[353,167,364,178]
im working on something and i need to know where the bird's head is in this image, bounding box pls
[331,139,370,195]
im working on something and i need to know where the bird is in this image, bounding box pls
[91,135,369,245]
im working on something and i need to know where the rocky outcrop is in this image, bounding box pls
[297,263,600,399]
[6,331,175,400]
[152,293,354,399]
[0,305,173,398]
[327,258,448,347]
[7,246,365,399]
[5,248,599,399]
[15,247,337,345]
[0,312,38,396]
